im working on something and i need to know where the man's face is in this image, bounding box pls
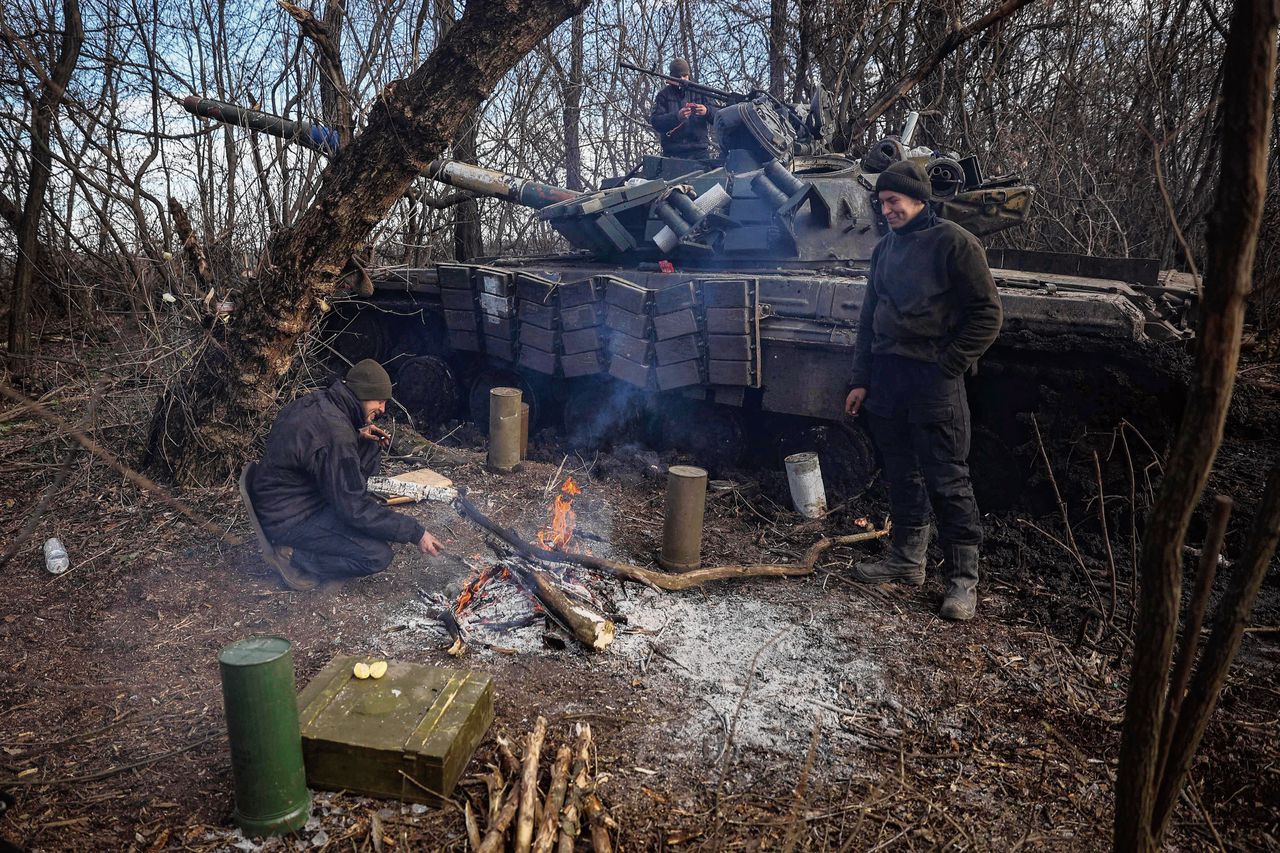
[668,74,688,87]
[878,190,926,230]
[361,399,386,424]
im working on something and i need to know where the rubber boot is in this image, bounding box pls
[940,544,980,621]
[852,525,929,585]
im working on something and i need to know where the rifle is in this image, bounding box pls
[618,60,752,105]
[619,61,809,131]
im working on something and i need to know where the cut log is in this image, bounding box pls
[533,745,572,853]
[477,782,521,853]
[557,724,593,853]
[515,717,548,853]
[582,792,616,853]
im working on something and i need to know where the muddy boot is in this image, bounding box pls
[852,525,929,585]
[940,544,980,621]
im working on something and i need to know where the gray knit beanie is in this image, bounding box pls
[668,58,691,77]
[345,359,393,401]
[875,159,932,202]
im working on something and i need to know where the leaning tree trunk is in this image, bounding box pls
[145,0,587,484]
[1113,0,1279,850]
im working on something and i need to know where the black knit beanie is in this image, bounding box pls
[669,58,691,77]
[345,359,393,401]
[875,159,932,202]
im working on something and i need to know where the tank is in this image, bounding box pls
[184,95,1199,502]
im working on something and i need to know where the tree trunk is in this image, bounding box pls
[435,0,484,260]
[1113,0,1279,850]
[768,0,787,100]
[5,0,83,379]
[790,0,813,104]
[563,11,585,192]
[145,0,587,484]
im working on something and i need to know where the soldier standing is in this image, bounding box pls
[648,58,718,160]
[844,159,1003,621]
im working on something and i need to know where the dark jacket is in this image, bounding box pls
[649,84,718,157]
[250,380,425,545]
[850,209,1002,388]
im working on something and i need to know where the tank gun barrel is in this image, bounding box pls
[423,160,581,210]
[181,96,341,155]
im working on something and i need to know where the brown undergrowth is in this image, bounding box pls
[1,338,1277,851]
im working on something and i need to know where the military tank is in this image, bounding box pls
[184,93,1197,503]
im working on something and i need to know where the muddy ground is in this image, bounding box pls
[1,357,1278,851]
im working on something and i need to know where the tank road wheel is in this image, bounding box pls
[562,378,645,450]
[395,356,461,428]
[776,420,878,499]
[650,396,745,472]
[326,304,390,365]
[468,369,543,434]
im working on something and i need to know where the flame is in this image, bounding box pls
[454,565,500,615]
[537,477,580,551]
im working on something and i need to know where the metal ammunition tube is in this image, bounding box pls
[217,636,311,837]
[659,465,708,571]
[764,159,806,196]
[669,191,702,220]
[654,200,693,236]
[750,171,789,208]
[487,387,523,471]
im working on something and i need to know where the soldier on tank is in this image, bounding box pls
[844,159,1003,621]
[648,58,718,160]
[249,359,443,588]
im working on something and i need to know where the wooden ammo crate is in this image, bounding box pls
[296,656,493,805]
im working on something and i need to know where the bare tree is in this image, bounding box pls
[1114,0,1279,849]
[2,0,83,378]
[145,0,588,483]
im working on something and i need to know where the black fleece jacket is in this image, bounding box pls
[850,209,1002,388]
[250,380,425,544]
[649,85,718,157]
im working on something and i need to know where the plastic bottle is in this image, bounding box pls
[43,538,69,575]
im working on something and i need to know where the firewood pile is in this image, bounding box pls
[466,717,616,853]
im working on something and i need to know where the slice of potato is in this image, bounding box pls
[369,660,388,679]
[353,661,371,679]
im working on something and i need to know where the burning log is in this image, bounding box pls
[454,491,890,591]
[511,561,615,651]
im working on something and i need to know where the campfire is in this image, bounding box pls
[423,478,889,657]
[437,478,617,654]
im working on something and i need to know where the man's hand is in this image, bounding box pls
[690,103,707,116]
[417,530,443,556]
[845,387,867,417]
[359,423,391,448]
[679,103,693,118]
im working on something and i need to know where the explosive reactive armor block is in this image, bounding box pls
[296,656,494,806]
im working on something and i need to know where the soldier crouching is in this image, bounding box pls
[249,359,443,588]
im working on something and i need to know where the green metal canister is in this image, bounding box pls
[217,636,311,836]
